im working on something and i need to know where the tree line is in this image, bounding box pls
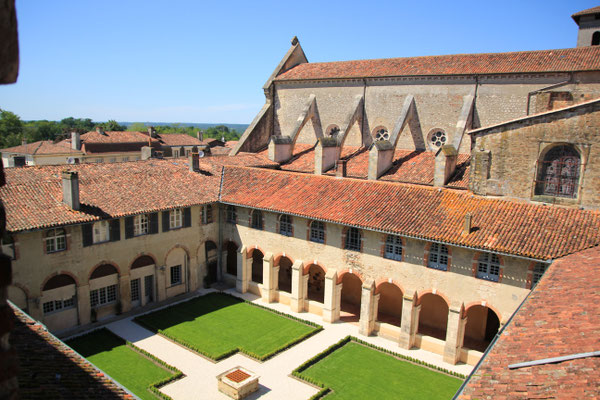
[0,109,242,149]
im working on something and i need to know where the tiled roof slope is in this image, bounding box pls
[459,245,600,399]
[158,133,203,146]
[81,130,158,144]
[1,159,221,232]
[275,46,600,81]
[220,167,600,259]
[11,305,132,399]
[1,140,82,155]
[572,6,600,18]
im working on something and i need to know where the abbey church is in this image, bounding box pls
[1,6,599,399]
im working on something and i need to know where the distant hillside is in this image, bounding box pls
[122,122,248,132]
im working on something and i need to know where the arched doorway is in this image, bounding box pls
[376,282,403,327]
[89,264,119,321]
[463,305,501,352]
[165,248,188,298]
[306,264,325,303]
[130,255,155,308]
[340,273,362,322]
[225,241,239,276]
[42,274,78,332]
[205,240,218,286]
[417,293,449,341]
[277,256,293,293]
[251,249,264,284]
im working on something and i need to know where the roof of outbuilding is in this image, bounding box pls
[220,167,600,260]
[275,46,600,81]
[458,245,600,399]
[1,140,83,156]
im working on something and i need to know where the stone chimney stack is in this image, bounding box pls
[197,131,203,141]
[463,213,472,235]
[189,151,200,172]
[148,126,157,138]
[336,159,347,178]
[71,132,81,150]
[62,171,80,211]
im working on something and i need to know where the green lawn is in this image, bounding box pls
[67,329,178,400]
[298,341,462,399]
[134,292,320,360]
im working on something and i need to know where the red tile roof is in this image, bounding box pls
[572,6,600,20]
[158,133,203,146]
[1,140,82,155]
[1,159,221,232]
[11,305,132,399]
[81,130,158,144]
[220,167,600,260]
[275,47,600,81]
[459,245,600,399]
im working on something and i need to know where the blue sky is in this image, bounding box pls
[1,0,598,124]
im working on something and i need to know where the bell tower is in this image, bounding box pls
[573,7,600,47]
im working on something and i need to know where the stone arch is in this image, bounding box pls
[375,281,403,327]
[250,248,264,284]
[303,260,326,275]
[463,304,501,352]
[534,142,583,199]
[337,269,365,285]
[43,274,77,291]
[225,240,239,276]
[195,237,218,262]
[340,272,363,321]
[41,271,80,292]
[164,245,191,267]
[305,263,326,303]
[246,245,265,259]
[417,292,449,341]
[130,254,157,271]
[89,263,119,281]
[277,255,293,293]
[8,284,29,310]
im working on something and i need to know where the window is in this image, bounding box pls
[185,149,191,157]
[134,214,148,236]
[173,150,179,158]
[43,296,76,315]
[345,227,361,251]
[593,31,600,46]
[131,278,140,302]
[429,130,447,149]
[477,253,501,282]
[279,214,293,236]
[326,124,340,137]
[170,265,182,286]
[428,243,449,271]
[45,228,66,253]
[1,233,15,260]
[372,126,389,141]
[384,235,403,261]
[532,263,547,287]
[201,204,213,224]
[251,210,263,230]
[122,157,129,162]
[226,205,237,224]
[170,208,183,229]
[310,221,325,243]
[535,145,580,199]
[93,221,110,243]
[109,158,116,163]
[90,284,117,307]
[96,158,104,163]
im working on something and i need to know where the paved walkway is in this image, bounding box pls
[106,288,473,399]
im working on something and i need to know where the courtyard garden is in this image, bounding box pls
[67,328,182,400]
[134,292,322,360]
[294,337,463,399]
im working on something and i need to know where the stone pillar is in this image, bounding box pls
[119,274,131,314]
[236,245,249,293]
[77,284,91,325]
[290,260,306,312]
[359,279,378,336]
[443,303,467,365]
[367,141,395,180]
[398,292,420,349]
[156,265,167,302]
[188,255,199,291]
[323,269,341,323]
[261,252,276,303]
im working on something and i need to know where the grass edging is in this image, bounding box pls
[292,336,466,400]
[133,292,323,362]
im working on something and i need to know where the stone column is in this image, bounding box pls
[77,284,91,325]
[236,245,249,293]
[398,292,420,349]
[443,303,467,365]
[261,252,276,303]
[290,260,306,312]
[119,274,131,314]
[323,269,341,323]
[359,279,378,336]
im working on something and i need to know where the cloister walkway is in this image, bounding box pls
[105,288,473,400]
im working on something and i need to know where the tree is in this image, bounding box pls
[60,117,95,133]
[100,120,126,131]
[129,122,148,132]
[0,109,24,148]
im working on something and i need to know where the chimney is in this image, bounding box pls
[21,138,26,146]
[71,132,81,150]
[96,126,104,135]
[62,171,80,210]
[189,151,199,172]
[463,213,472,235]
[148,126,157,138]
[197,131,203,141]
[336,159,347,178]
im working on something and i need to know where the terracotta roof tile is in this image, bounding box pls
[459,245,600,398]
[158,133,203,146]
[275,47,600,81]
[11,305,131,398]
[81,130,158,144]
[572,6,600,18]
[220,167,600,259]
[1,140,82,155]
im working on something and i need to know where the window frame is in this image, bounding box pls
[89,284,118,308]
[92,221,110,244]
[531,262,547,287]
[45,228,67,253]
[428,243,449,271]
[170,208,183,229]
[279,214,293,236]
[170,265,182,286]
[384,234,403,261]
[534,144,581,200]
[310,221,325,244]
[134,214,149,236]
[344,227,361,252]
[226,205,237,224]
[477,253,501,282]
[42,296,76,315]
[201,204,213,224]
[251,210,263,230]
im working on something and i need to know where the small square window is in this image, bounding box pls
[170,209,183,229]
[170,265,182,285]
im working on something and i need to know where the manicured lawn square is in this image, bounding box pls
[134,292,320,360]
[298,341,462,399]
[67,328,176,400]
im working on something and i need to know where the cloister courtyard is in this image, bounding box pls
[65,289,468,400]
